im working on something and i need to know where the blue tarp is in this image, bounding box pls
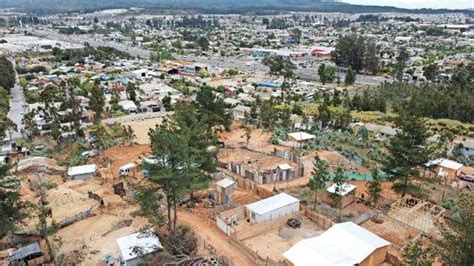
[256,81,281,88]
[9,242,41,262]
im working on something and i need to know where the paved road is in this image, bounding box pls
[30,28,152,58]
[8,60,26,140]
[29,28,391,85]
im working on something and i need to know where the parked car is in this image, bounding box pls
[287,218,301,228]
[460,174,474,183]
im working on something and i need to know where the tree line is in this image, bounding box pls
[334,34,380,75]
[379,67,473,123]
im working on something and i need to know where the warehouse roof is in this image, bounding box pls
[284,222,390,265]
[246,193,299,215]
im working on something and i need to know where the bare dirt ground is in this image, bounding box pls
[121,117,164,144]
[218,124,278,154]
[99,145,151,177]
[53,177,149,264]
[242,217,323,263]
[348,180,399,203]
[178,210,257,266]
[57,213,149,264]
[362,214,420,257]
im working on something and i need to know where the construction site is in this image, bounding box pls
[1,124,464,266]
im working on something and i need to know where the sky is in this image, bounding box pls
[342,0,473,10]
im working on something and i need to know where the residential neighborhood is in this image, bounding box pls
[0,1,473,265]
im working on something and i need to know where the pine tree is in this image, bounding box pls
[126,82,137,102]
[436,193,474,265]
[330,168,347,222]
[367,169,382,206]
[0,172,28,238]
[308,155,330,204]
[90,83,105,122]
[383,113,433,196]
[318,63,327,85]
[345,66,356,86]
[401,239,437,266]
[137,106,215,249]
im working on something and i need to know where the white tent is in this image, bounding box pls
[284,222,390,266]
[287,132,316,142]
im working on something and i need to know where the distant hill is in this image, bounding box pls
[0,0,470,15]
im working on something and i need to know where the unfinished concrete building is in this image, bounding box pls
[218,148,304,184]
[388,196,445,234]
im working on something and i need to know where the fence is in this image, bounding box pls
[233,211,305,241]
[228,235,282,266]
[234,175,274,199]
[57,206,94,228]
[103,111,169,124]
[303,206,334,230]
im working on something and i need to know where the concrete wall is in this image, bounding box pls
[217,216,234,236]
[234,211,304,241]
[303,207,334,230]
[360,246,388,266]
[70,173,94,180]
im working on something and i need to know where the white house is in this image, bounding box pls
[116,230,162,266]
[118,100,138,113]
[284,222,390,266]
[67,164,97,180]
[245,193,300,223]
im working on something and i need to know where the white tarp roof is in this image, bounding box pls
[246,193,299,215]
[67,164,97,176]
[427,158,463,170]
[326,183,356,196]
[284,222,390,266]
[116,230,162,261]
[217,178,235,188]
[288,132,316,141]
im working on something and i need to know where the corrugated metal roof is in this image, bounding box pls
[246,193,299,215]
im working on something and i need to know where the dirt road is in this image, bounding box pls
[178,211,257,266]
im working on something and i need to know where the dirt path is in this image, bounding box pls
[178,211,257,266]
